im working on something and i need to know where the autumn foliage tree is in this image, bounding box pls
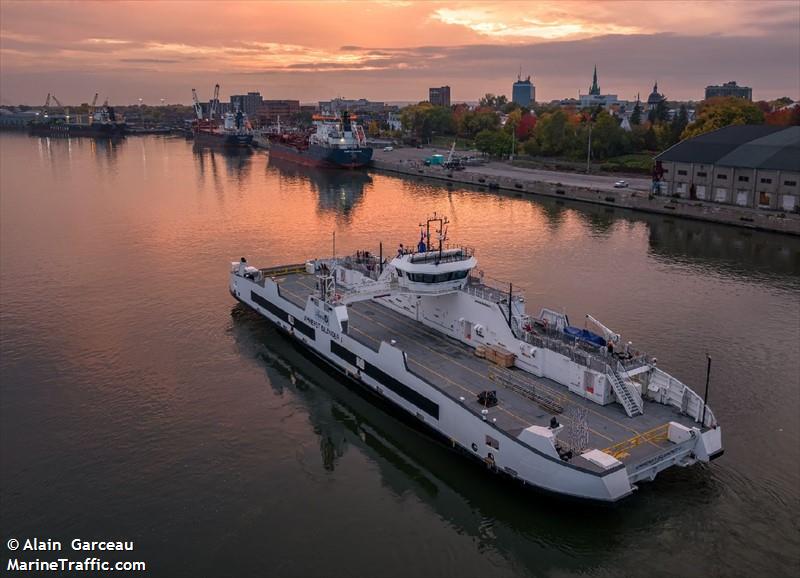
[516,112,537,141]
[681,97,765,139]
[765,106,800,126]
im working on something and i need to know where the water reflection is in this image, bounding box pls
[393,173,799,286]
[645,214,800,281]
[32,134,125,175]
[267,156,370,217]
[229,304,721,577]
[4,133,797,577]
[192,145,254,196]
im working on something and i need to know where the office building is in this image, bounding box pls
[705,81,752,101]
[429,86,451,108]
[230,92,263,117]
[512,74,535,107]
[257,100,300,123]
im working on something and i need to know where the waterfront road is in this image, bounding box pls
[372,147,652,192]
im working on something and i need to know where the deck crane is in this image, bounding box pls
[191,88,203,120]
[585,314,620,344]
[210,84,219,120]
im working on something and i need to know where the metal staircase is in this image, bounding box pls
[606,368,644,417]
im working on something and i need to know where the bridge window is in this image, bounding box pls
[407,270,469,283]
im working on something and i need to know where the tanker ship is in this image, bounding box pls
[268,111,372,169]
[193,110,253,148]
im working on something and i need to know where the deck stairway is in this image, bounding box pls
[607,368,644,417]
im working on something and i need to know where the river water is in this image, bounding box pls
[1,133,798,577]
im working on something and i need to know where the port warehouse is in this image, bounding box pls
[655,125,800,212]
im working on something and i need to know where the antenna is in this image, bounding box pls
[702,355,712,426]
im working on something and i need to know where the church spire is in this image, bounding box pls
[589,65,600,96]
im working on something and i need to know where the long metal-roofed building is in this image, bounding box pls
[655,125,800,212]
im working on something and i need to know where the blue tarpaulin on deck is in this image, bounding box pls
[564,326,606,347]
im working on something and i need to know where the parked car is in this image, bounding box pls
[614,180,629,188]
[383,146,394,152]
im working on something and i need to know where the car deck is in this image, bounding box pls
[275,272,698,474]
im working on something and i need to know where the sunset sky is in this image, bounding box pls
[1,0,798,106]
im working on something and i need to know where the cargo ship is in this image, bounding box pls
[28,105,127,138]
[193,110,253,148]
[268,111,372,169]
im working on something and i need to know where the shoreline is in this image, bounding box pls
[369,157,800,236]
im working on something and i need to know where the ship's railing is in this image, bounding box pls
[650,368,717,428]
[338,252,385,281]
[465,274,524,304]
[520,327,608,373]
[256,263,307,277]
[404,244,475,265]
[519,322,717,427]
[464,283,511,304]
[516,315,650,372]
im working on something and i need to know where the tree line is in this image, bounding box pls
[399,94,798,161]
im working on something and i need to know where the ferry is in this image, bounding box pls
[229,215,723,501]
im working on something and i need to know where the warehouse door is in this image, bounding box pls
[736,190,749,206]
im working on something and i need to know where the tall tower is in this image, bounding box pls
[589,65,600,96]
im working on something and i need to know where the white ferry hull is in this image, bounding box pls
[231,272,647,502]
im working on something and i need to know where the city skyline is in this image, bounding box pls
[1,0,798,105]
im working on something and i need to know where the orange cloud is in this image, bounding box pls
[432,7,641,40]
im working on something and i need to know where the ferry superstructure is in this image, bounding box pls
[229,215,722,502]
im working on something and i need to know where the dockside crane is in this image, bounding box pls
[191,88,203,120]
[210,83,220,120]
[89,93,99,124]
[50,94,69,120]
